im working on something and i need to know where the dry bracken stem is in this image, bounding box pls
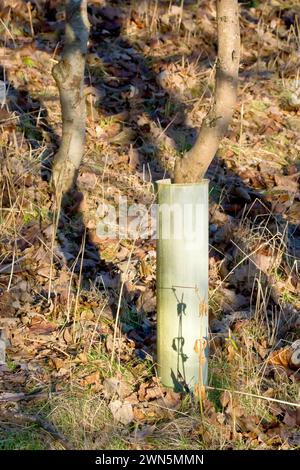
[73,228,87,336]
[174,0,240,183]
[66,252,81,323]
[4,174,17,291]
[27,2,34,37]
[48,193,62,301]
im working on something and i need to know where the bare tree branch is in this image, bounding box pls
[51,0,89,194]
[174,0,240,183]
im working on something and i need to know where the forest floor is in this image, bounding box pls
[0,0,300,450]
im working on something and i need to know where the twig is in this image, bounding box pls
[0,256,27,274]
[0,391,61,403]
[0,18,16,48]
[0,410,74,450]
[206,385,300,408]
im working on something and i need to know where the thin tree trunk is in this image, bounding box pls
[51,0,89,194]
[174,0,240,183]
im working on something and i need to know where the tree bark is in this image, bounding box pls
[51,0,89,194]
[174,0,240,183]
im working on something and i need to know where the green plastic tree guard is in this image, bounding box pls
[156,179,209,394]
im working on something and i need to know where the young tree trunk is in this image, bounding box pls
[51,0,89,194]
[174,0,240,183]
